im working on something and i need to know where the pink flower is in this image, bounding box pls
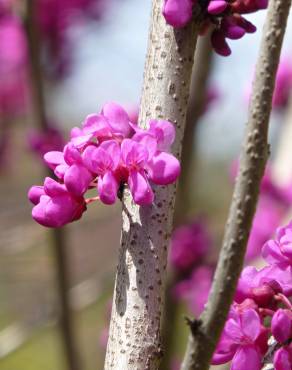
[235,266,283,306]
[28,178,86,228]
[71,102,134,148]
[262,222,292,269]
[29,102,181,227]
[121,138,155,205]
[162,0,195,28]
[170,221,211,273]
[44,143,93,196]
[162,0,267,56]
[212,309,266,370]
[274,346,292,370]
[271,309,292,344]
[83,140,121,204]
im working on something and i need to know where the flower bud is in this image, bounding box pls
[272,309,292,343]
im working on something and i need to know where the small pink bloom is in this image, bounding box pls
[262,222,292,269]
[272,309,292,343]
[29,178,86,228]
[274,347,292,370]
[213,309,265,370]
[162,0,195,28]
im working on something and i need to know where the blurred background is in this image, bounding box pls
[1,0,292,369]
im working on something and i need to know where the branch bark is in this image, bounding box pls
[180,0,291,368]
[24,3,81,370]
[104,1,202,369]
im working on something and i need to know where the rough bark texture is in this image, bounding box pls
[104,1,201,369]
[181,0,291,368]
[25,3,81,370]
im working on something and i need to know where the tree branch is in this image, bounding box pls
[104,1,202,369]
[181,0,291,368]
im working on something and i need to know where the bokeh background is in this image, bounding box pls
[1,1,292,369]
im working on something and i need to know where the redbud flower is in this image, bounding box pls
[28,178,86,228]
[29,102,181,227]
[271,309,292,343]
[262,222,292,269]
[83,140,121,205]
[162,0,267,56]
[212,308,266,370]
[274,346,292,370]
[162,0,195,28]
[235,266,283,306]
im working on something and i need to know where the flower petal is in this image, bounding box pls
[147,152,180,185]
[231,346,262,370]
[64,164,92,196]
[102,102,132,137]
[98,171,119,205]
[128,170,154,205]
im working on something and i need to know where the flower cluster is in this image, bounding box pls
[162,0,267,56]
[213,221,292,370]
[28,102,181,228]
[170,220,214,316]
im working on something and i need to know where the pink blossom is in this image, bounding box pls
[262,222,292,269]
[272,309,292,344]
[170,221,211,273]
[29,102,180,227]
[162,0,195,28]
[83,140,121,204]
[212,308,266,370]
[274,346,292,370]
[235,265,283,306]
[28,178,86,228]
[162,0,267,56]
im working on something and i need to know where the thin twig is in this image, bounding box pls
[181,0,291,368]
